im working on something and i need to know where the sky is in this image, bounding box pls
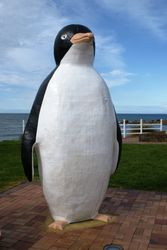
[0,0,167,113]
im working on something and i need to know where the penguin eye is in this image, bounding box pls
[61,34,68,40]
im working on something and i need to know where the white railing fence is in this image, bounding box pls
[22,119,163,139]
[22,119,25,133]
[119,119,163,138]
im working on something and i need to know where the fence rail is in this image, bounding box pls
[22,119,164,139]
[119,119,163,138]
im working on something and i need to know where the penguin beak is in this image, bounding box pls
[70,32,94,44]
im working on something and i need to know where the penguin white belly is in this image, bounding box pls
[36,64,118,223]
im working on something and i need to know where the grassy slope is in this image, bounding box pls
[0,141,167,192]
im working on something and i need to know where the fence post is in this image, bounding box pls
[140,119,143,134]
[123,119,126,138]
[22,120,25,133]
[160,119,163,131]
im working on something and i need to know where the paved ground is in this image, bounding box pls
[0,182,167,250]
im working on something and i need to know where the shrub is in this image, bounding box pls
[139,131,167,142]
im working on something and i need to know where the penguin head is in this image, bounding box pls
[54,24,95,66]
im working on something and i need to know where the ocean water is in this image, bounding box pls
[117,113,167,122]
[0,113,167,141]
[0,113,28,141]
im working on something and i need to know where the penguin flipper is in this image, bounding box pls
[116,118,122,168]
[21,68,56,181]
[110,113,122,175]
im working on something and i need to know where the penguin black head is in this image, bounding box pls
[54,24,95,66]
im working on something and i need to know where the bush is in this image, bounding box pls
[139,131,167,142]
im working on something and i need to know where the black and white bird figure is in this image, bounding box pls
[21,24,122,230]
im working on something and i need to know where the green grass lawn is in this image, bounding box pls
[110,144,167,192]
[0,140,38,191]
[0,140,167,192]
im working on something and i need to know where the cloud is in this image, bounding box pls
[0,71,26,86]
[0,70,44,88]
[0,0,133,89]
[101,69,135,87]
[0,0,133,111]
[0,0,68,88]
[98,0,167,40]
[6,47,51,72]
[95,35,125,68]
[95,35,134,87]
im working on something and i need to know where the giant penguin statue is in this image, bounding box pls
[21,24,122,230]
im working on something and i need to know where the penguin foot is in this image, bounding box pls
[48,220,68,231]
[94,213,112,223]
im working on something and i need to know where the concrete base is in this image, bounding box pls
[45,215,117,232]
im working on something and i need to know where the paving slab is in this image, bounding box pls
[0,182,167,250]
